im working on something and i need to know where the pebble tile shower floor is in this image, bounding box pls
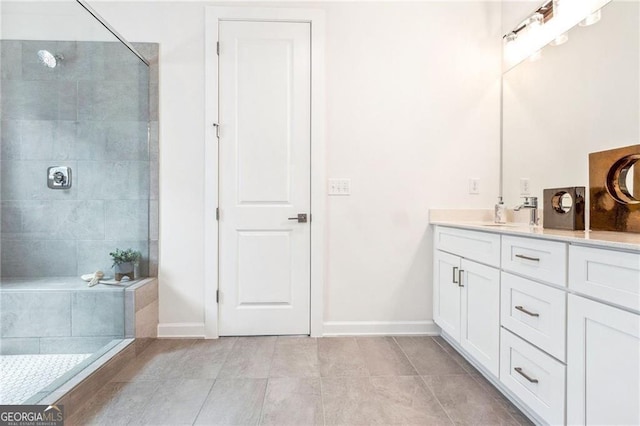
[67,336,532,425]
[0,353,91,404]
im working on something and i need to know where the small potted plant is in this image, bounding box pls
[109,248,141,281]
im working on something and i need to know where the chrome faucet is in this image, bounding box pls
[514,196,539,226]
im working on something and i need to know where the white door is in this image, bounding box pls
[567,294,640,425]
[460,259,500,377]
[218,21,311,336]
[433,250,462,341]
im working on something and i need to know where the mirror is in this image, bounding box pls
[552,191,574,214]
[502,0,639,208]
[621,159,639,201]
[606,154,640,204]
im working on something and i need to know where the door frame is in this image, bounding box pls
[204,7,326,338]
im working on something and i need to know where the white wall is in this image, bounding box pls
[57,1,502,335]
[1,1,120,42]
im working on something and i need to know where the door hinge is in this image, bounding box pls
[216,289,219,303]
[216,41,220,55]
[213,122,220,138]
[216,207,220,221]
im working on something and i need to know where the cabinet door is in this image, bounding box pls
[461,259,501,377]
[434,250,461,342]
[567,295,640,425]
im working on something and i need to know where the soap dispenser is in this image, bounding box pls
[494,197,506,224]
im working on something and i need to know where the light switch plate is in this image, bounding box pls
[328,178,351,195]
[468,178,480,194]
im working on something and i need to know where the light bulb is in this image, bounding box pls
[579,9,601,27]
[504,32,518,43]
[528,12,544,30]
[550,32,569,46]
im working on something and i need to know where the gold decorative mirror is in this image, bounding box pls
[590,145,640,232]
[606,154,640,205]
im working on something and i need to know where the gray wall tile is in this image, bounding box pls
[150,160,158,201]
[149,121,159,163]
[1,120,21,160]
[1,40,158,281]
[130,42,159,67]
[149,200,158,241]
[149,82,159,121]
[149,240,158,277]
[77,161,149,200]
[40,336,119,354]
[105,200,148,241]
[1,41,23,80]
[0,337,40,354]
[72,291,125,336]
[1,291,71,337]
[1,80,77,120]
[1,202,22,233]
[124,290,135,338]
[76,121,148,161]
[76,240,148,278]
[17,200,105,240]
[1,240,77,277]
[103,42,146,82]
[1,160,78,201]
[20,120,76,160]
[78,80,147,121]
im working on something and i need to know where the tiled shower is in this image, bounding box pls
[0,0,158,405]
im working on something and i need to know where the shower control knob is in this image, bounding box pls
[47,166,72,189]
[53,172,65,184]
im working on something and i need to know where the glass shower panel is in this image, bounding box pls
[0,0,150,405]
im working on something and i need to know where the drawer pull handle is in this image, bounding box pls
[458,269,464,287]
[515,254,540,262]
[515,305,539,317]
[452,267,459,284]
[514,367,539,383]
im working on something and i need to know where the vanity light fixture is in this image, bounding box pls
[504,32,518,43]
[502,0,554,44]
[579,9,602,27]
[528,12,544,30]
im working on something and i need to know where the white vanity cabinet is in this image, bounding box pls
[433,226,501,377]
[432,224,640,426]
[567,295,640,426]
[566,245,640,425]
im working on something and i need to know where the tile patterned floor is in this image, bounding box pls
[0,353,91,404]
[67,336,532,425]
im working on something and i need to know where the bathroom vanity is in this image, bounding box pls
[431,221,640,425]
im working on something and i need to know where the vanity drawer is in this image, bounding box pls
[500,328,566,426]
[434,226,500,267]
[569,245,640,313]
[501,236,567,286]
[501,272,566,361]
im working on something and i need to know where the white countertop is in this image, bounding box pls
[431,220,640,252]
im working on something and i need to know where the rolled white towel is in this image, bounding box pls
[88,271,104,287]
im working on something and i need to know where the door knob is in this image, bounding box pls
[287,213,308,223]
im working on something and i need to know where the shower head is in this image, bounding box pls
[37,50,63,68]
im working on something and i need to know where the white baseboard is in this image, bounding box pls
[157,322,205,338]
[322,320,439,336]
